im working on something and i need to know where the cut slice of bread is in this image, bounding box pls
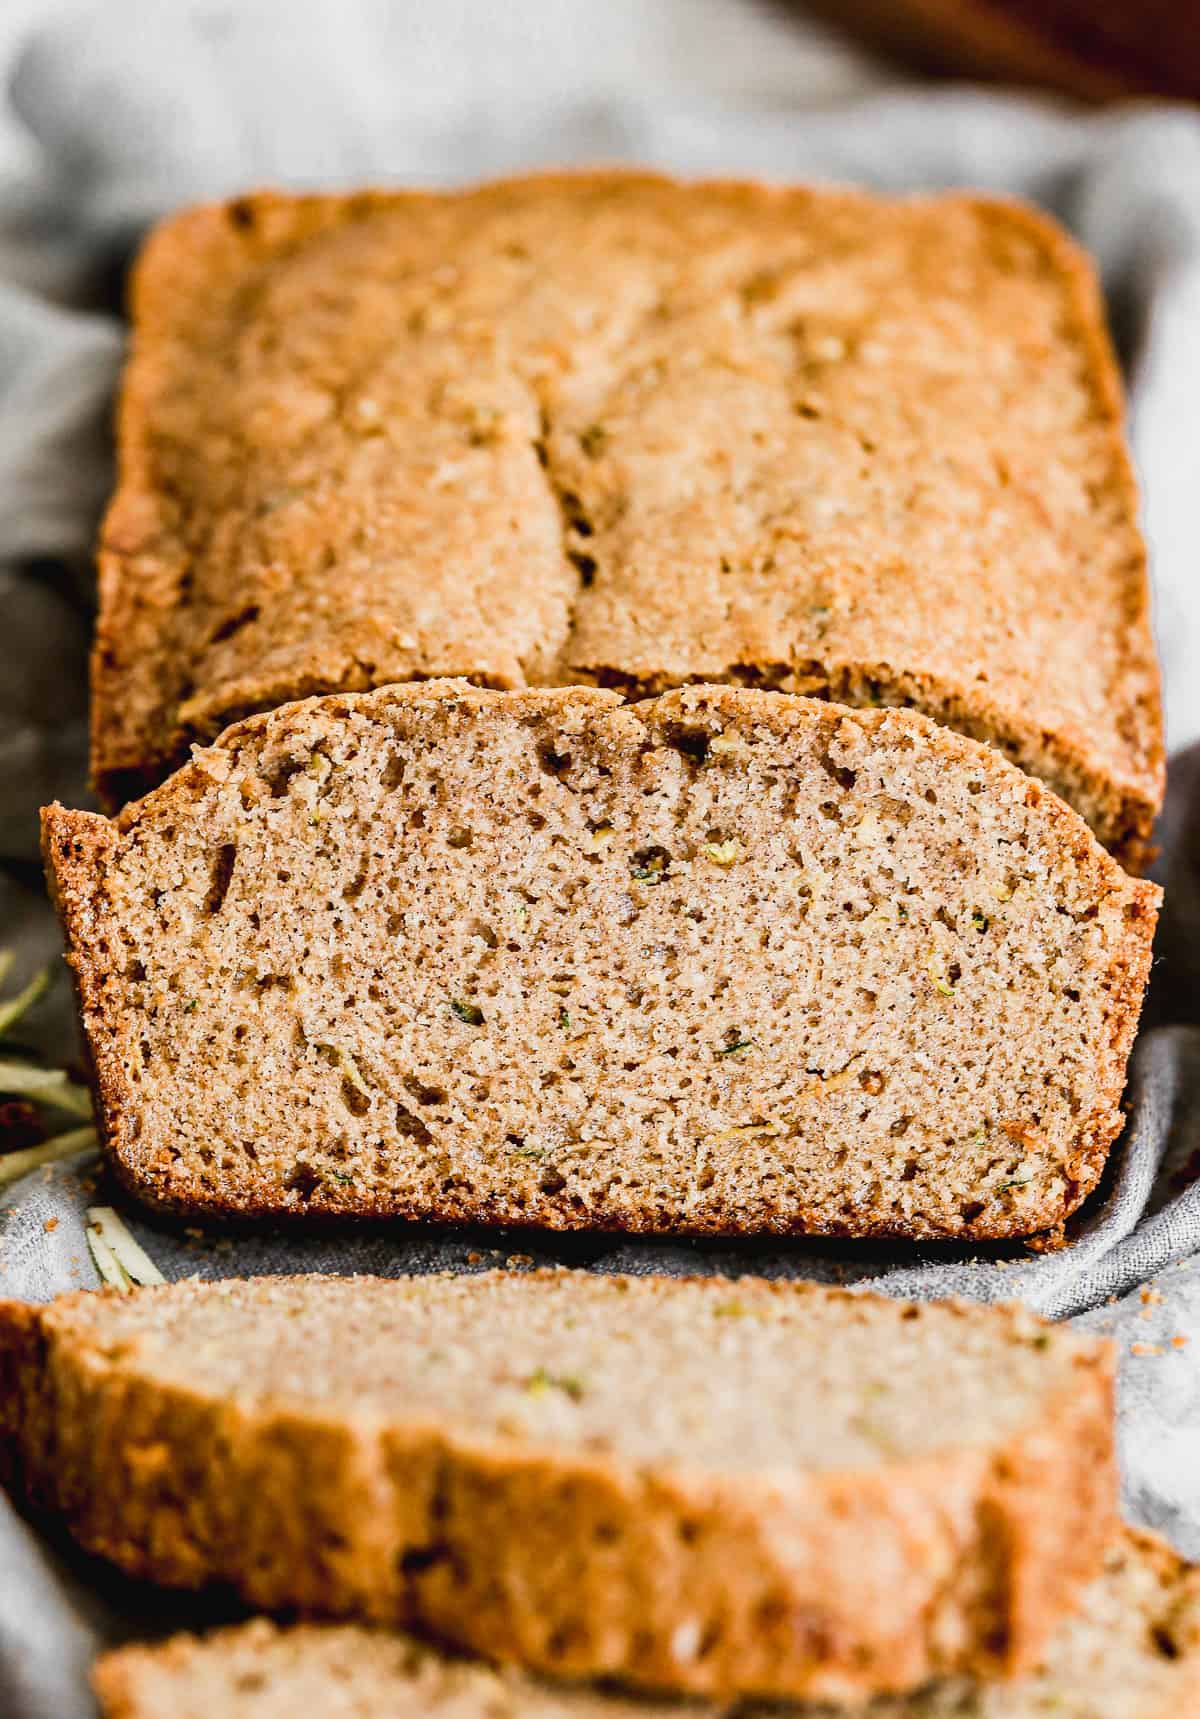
[43,682,1157,1240]
[0,1272,1117,1703]
[90,1530,1200,1718]
[92,175,1162,866]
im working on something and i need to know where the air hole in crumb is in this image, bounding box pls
[208,603,260,645]
[404,1076,447,1107]
[263,757,305,798]
[399,1542,451,1578]
[382,752,406,790]
[560,492,592,535]
[446,826,474,849]
[665,727,711,766]
[631,843,672,882]
[340,1080,370,1118]
[203,844,237,914]
[540,1169,567,1195]
[817,753,856,792]
[1152,1626,1181,1661]
[228,198,256,231]
[285,1163,321,1198]
[342,860,371,901]
[395,1103,433,1145]
[537,742,572,778]
[569,551,597,585]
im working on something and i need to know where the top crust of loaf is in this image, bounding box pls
[92,171,1161,863]
[88,1528,1200,1718]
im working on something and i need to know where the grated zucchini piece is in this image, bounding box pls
[86,1205,166,1289]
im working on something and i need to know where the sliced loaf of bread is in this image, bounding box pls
[90,1530,1200,1718]
[92,175,1162,867]
[0,1271,1116,1703]
[44,682,1157,1240]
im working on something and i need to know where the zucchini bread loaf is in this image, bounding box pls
[44,683,1156,1239]
[92,173,1162,864]
[90,1531,1200,1718]
[0,1271,1117,1702]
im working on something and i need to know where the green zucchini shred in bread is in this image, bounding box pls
[0,1272,1117,1703]
[44,683,1156,1240]
[90,1530,1200,1717]
[92,174,1162,866]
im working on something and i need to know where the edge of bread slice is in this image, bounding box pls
[91,1529,1200,1718]
[0,1271,1117,1703]
[45,682,1158,1241]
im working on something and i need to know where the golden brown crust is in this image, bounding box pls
[87,1526,1200,1718]
[1,1273,1117,1702]
[47,682,1161,1241]
[90,174,1162,868]
[40,802,132,1194]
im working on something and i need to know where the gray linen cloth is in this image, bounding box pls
[2,4,1200,1714]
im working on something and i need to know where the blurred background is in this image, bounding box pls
[6,0,1198,144]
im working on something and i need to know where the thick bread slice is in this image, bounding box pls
[44,682,1157,1240]
[0,1272,1117,1703]
[90,1530,1200,1718]
[92,174,1162,865]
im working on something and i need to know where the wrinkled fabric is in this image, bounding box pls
[1,4,1199,1714]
